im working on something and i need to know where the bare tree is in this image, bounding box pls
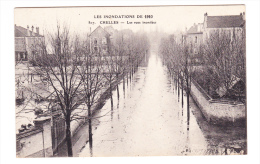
[102,50,118,113]
[27,24,85,157]
[159,34,193,129]
[203,29,246,100]
[76,38,105,156]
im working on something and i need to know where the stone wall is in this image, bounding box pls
[190,79,246,125]
[16,117,53,158]
[16,128,44,157]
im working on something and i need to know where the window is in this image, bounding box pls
[195,36,198,43]
[102,37,107,44]
[94,38,98,45]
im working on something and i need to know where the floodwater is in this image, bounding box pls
[78,45,247,157]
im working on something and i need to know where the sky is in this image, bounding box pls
[14,5,245,35]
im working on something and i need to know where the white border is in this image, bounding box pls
[1,1,259,164]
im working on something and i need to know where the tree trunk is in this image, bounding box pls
[181,76,184,108]
[65,118,73,157]
[88,105,93,156]
[175,77,177,90]
[177,73,180,102]
[129,71,131,82]
[132,65,134,78]
[116,74,119,100]
[116,84,119,100]
[110,81,113,110]
[172,74,174,93]
[123,75,125,98]
[187,74,190,131]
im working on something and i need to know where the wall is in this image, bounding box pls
[90,27,110,54]
[203,27,244,43]
[16,128,44,157]
[16,117,53,158]
[15,36,43,61]
[190,79,246,125]
[15,37,26,52]
[25,36,43,60]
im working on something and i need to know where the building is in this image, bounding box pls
[15,25,44,61]
[186,12,245,65]
[187,23,203,55]
[89,26,111,54]
[202,12,245,41]
[189,12,246,101]
[186,23,204,64]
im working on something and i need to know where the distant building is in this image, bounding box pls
[186,12,245,65]
[89,26,111,54]
[187,23,203,55]
[187,23,204,64]
[202,12,245,41]
[15,25,44,61]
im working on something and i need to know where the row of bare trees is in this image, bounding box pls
[15,24,150,157]
[159,27,246,128]
[202,29,246,101]
[159,34,192,130]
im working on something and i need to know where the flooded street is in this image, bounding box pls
[78,44,246,157]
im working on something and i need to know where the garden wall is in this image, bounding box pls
[16,117,53,158]
[190,78,246,126]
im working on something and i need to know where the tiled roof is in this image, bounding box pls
[15,25,43,37]
[207,15,245,28]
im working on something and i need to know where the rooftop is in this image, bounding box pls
[15,25,43,37]
[206,15,245,28]
[89,25,110,37]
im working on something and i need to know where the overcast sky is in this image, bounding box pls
[14,5,245,35]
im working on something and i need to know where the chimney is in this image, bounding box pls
[36,27,39,35]
[242,12,245,21]
[27,25,30,36]
[204,12,208,28]
[31,26,34,36]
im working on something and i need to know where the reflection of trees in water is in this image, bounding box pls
[189,97,247,155]
[166,68,247,156]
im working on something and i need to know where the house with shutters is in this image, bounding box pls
[15,25,44,62]
[89,26,111,55]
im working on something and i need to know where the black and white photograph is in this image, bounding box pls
[0,2,259,162]
[13,5,248,157]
